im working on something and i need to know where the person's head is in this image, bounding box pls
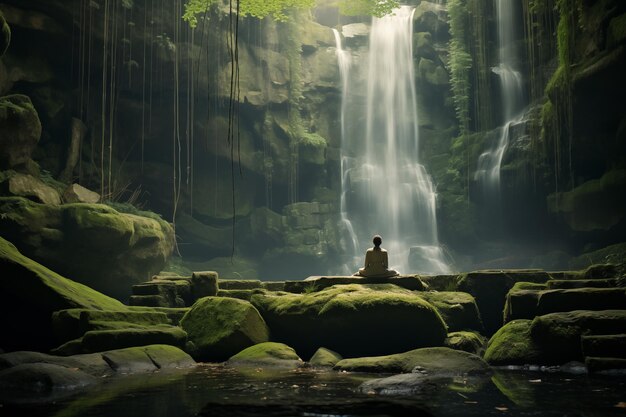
[373,235,382,248]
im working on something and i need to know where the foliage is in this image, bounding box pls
[183,0,314,26]
[338,0,399,18]
[447,0,472,136]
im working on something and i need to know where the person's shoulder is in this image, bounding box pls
[380,248,388,253]
[366,248,376,253]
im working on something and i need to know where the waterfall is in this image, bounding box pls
[337,6,449,275]
[333,29,360,268]
[475,0,524,213]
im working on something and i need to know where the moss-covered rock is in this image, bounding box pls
[51,308,174,346]
[0,197,175,299]
[444,331,487,356]
[217,289,261,301]
[62,183,100,204]
[180,297,269,362]
[334,347,490,375]
[536,288,626,315]
[503,282,547,323]
[283,275,428,293]
[251,284,447,358]
[530,310,626,363]
[79,326,188,353]
[0,172,61,205]
[0,363,97,392]
[219,279,263,290]
[191,271,219,299]
[0,236,124,352]
[483,320,543,365]
[309,347,343,367]
[582,334,626,359]
[457,270,551,335]
[546,278,619,289]
[547,170,626,233]
[0,95,41,170]
[227,342,303,369]
[418,291,483,332]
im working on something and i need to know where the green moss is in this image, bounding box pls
[418,291,483,332]
[180,297,269,361]
[228,342,302,368]
[80,326,188,353]
[334,347,490,375]
[530,310,626,363]
[445,331,487,355]
[309,347,343,367]
[484,320,543,365]
[537,288,626,315]
[63,204,135,249]
[511,282,547,291]
[251,284,447,358]
[298,132,327,165]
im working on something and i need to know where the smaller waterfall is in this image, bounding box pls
[333,29,360,270]
[476,0,524,214]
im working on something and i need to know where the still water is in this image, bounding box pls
[1,365,625,417]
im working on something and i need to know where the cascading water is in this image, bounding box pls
[333,29,360,269]
[337,6,449,275]
[475,0,524,205]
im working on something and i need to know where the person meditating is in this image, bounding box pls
[354,235,399,278]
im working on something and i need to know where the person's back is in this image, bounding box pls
[354,235,399,278]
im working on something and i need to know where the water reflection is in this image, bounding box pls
[1,366,625,417]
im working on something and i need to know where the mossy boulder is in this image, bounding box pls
[191,271,219,299]
[503,282,547,323]
[486,311,626,365]
[180,297,270,362]
[334,347,490,375]
[309,347,343,367]
[0,363,97,393]
[484,320,543,366]
[530,310,626,363]
[0,172,61,205]
[444,331,487,356]
[0,236,124,352]
[418,291,483,332]
[78,326,188,353]
[0,95,41,170]
[251,284,447,358]
[0,197,175,299]
[457,270,551,335]
[227,342,303,369]
[547,169,626,233]
[51,308,175,346]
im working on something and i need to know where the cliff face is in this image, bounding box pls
[0,0,624,277]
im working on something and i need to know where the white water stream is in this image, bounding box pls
[335,7,449,274]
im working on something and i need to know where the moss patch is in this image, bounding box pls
[484,320,543,365]
[334,347,490,375]
[309,347,342,367]
[0,236,124,351]
[251,284,447,358]
[228,342,303,368]
[418,291,483,332]
[180,297,269,362]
